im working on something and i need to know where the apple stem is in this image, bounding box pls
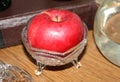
[53,15,61,22]
[56,15,59,22]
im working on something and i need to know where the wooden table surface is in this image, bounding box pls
[0,30,120,82]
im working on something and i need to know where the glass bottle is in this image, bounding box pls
[94,0,120,66]
[0,0,11,11]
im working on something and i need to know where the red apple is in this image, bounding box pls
[27,8,84,53]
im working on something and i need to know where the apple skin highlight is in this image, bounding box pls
[27,9,84,53]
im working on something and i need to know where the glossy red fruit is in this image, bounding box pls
[27,9,84,53]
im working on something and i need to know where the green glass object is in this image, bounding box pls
[0,0,11,11]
